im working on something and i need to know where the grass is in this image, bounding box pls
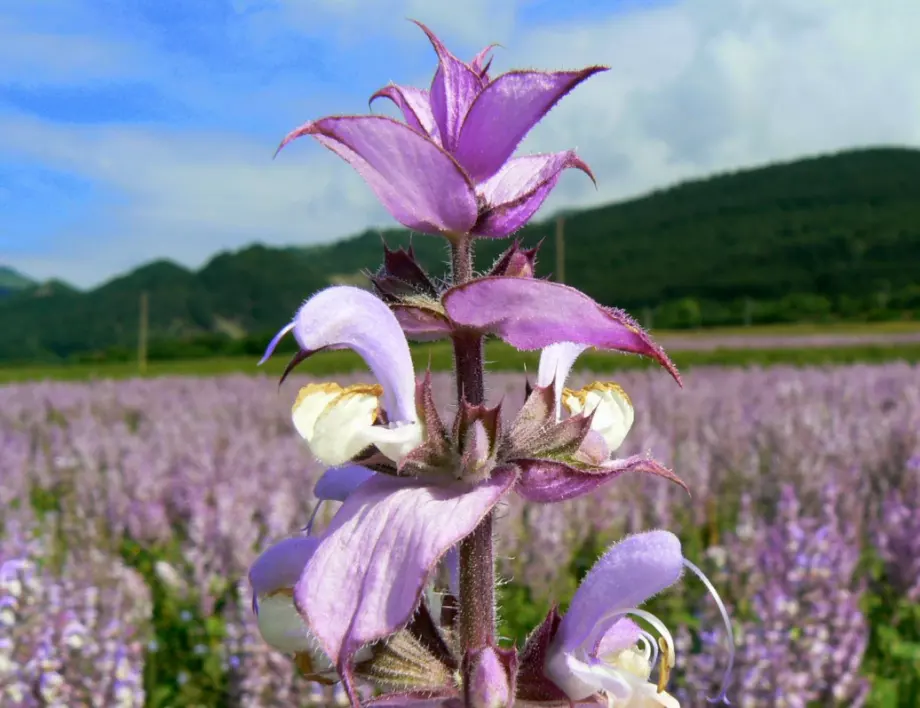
[2,340,920,384]
[654,320,920,338]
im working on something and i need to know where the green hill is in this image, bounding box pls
[0,266,36,298]
[2,147,919,363]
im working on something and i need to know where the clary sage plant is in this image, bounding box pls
[248,22,733,708]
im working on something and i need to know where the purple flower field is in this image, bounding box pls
[2,364,918,706]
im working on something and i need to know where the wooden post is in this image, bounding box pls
[138,291,149,375]
[555,216,565,284]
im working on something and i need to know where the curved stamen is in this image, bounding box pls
[683,559,734,705]
[635,634,651,662]
[637,630,660,669]
[581,606,676,693]
[260,321,295,365]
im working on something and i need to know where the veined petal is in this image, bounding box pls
[314,465,376,502]
[289,287,418,423]
[453,68,607,183]
[414,21,482,152]
[392,304,453,341]
[278,115,477,234]
[553,531,683,655]
[473,151,594,237]
[296,469,517,666]
[564,382,635,453]
[537,342,589,420]
[369,84,438,137]
[515,455,683,503]
[442,278,681,384]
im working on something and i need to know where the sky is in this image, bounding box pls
[1,0,919,289]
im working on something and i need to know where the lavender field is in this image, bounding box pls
[2,365,918,707]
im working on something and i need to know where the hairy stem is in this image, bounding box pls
[450,236,495,654]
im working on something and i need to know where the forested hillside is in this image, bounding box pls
[3,147,919,362]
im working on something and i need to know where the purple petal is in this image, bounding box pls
[473,152,594,238]
[392,304,453,341]
[470,44,499,84]
[414,21,483,152]
[295,469,517,666]
[289,286,417,423]
[314,465,376,502]
[278,115,477,234]
[596,618,643,657]
[555,531,683,653]
[370,84,438,138]
[249,536,319,598]
[517,609,570,703]
[516,456,686,503]
[442,278,681,383]
[453,68,607,183]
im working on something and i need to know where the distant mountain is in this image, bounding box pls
[2,147,919,362]
[0,266,35,297]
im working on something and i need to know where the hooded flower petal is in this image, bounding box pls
[278,116,477,234]
[442,278,680,383]
[453,68,607,183]
[473,152,594,237]
[248,537,337,678]
[414,21,483,152]
[370,84,438,137]
[554,531,682,653]
[295,469,517,667]
[281,286,418,424]
[249,536,319,600]
[545,532,683,702]
[314,465,377,502]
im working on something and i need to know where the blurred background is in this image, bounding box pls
[1,1,918,707]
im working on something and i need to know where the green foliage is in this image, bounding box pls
[120,539,229,708]
[863,553,920,708]
[4,339,920,384]
[3,148,920,362]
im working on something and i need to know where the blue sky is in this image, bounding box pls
[2,0,918,288]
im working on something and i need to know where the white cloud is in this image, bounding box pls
[511,0,920,212]
[0,111,390,286]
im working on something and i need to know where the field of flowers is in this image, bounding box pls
[2,364,918,707]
